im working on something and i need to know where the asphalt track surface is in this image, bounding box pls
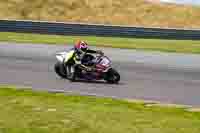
[1,42,200,107]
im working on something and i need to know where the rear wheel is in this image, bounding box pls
[105,68,120,84]
[54,62,67,78]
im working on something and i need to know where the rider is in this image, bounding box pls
[64,40,103,78]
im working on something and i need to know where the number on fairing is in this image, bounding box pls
[99,57,111,66]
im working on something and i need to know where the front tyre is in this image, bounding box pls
[54,62,67,79]
[105,68,120,84]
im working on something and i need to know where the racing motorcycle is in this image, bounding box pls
[54,50,120,84]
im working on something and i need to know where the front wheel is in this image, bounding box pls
[105,68,120,84]
[54,62,67,79]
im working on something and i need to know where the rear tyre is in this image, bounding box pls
[105,68,120,84]
[54,62,67,79]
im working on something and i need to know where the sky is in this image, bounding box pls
[160,0,200,5]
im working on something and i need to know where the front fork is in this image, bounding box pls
[65,65,75,76]
[63,57,76,75]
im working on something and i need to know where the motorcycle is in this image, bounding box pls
[54,50,120,84]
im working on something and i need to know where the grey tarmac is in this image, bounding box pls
[1,42,200,107]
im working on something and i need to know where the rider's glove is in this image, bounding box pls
[96,50,104,55]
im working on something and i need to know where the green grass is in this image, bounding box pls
[0,85,200,133]
[1,32,200,54]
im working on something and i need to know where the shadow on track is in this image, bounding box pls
[71,79,121,85]
[56,77,123,85]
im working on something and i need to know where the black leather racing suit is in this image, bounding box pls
[64,48,100,77]
[73,48,99,71]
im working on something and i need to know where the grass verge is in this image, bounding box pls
[1,32,200,54]
[1,0,200,28]
[0,85,200,133]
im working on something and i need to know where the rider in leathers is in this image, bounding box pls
[64,41,103,79]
